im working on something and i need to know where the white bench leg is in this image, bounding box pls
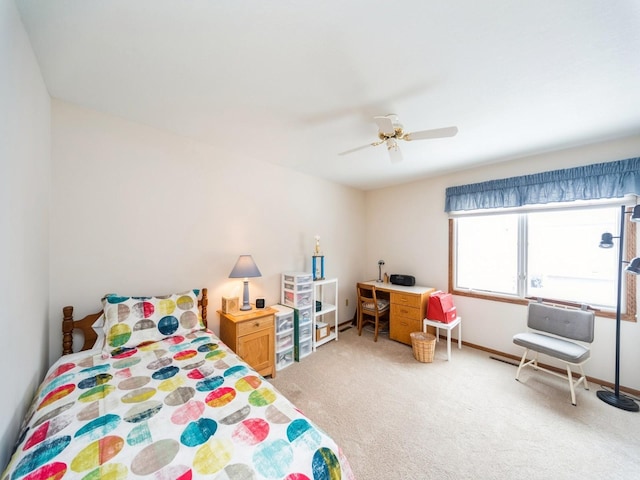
[515,347,589,406]
[578,364,589,390]
[515,350,529,380]
[566,364,577,406]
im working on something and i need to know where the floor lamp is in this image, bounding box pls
[597,204,640,412]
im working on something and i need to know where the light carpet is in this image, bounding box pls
[270,326,640,479]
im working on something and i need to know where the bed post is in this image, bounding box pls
[201,288,208,328]
[62,306,74,355]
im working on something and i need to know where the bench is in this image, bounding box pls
[513,302,594,406]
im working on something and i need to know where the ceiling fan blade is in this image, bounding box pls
[374,115,396,136]
[338,140,384,156]
[404,126,458,141]
[386,139,403,163]
[339,137,387,155]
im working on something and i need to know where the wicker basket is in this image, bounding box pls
[410,332,436,363]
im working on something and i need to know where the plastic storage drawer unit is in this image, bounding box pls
[296,306,312,323]
[276,348,294,371]
[284,290,312,307]
[272,304,296,371]
[275,312,294,333]
[283,272,313,284]
[299,322,313,340]
[299,338,313,359]
[284,282,312,292]
[276,332,293,351]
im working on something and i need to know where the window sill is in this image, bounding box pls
[450,289,636,322]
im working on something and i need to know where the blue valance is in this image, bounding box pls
[445,157,640,212]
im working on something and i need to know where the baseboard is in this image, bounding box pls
[463,340,640,398]
[337,320,353,332]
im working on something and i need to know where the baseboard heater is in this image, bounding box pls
[489,355,519,367]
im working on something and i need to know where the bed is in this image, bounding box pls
[2,288,354,480]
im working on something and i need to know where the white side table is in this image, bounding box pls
[422,316,462,361]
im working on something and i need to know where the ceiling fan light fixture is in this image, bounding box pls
[387,140,403,163]
[385,113,401,127]
[340,114,458,163]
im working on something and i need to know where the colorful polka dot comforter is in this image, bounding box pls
[2,330,354,480]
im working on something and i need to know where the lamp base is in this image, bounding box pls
[239,280,252,311]
[596,390,639,412]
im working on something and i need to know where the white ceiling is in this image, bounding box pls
[16,0,640,190]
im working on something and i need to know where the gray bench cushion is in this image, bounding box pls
[513,332,590,363]
[527,303,594,343]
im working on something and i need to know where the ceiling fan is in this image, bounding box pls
[339,114,458,163]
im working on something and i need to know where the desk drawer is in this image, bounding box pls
[390,316,421,345]
[391,303,421,321]
[237,315,274,336]
[391,292,421,309]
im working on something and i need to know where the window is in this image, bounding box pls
[450,203,637,320]
[456,214,519,296]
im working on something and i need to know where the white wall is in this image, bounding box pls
[49,100,365,365]
[3,5,639,468]
[365,135,640,391]
[0,0,51,468]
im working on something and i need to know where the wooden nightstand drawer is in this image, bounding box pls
[391,303,421,321]
[390,292,421,309]
[237,315,274,336]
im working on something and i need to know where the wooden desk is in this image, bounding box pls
[360,281,436,346]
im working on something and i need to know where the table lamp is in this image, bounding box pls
[229,255,262,311]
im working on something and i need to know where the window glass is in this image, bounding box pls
[453,205,624,311]
[527,208,618,308]
[456,214,519,295]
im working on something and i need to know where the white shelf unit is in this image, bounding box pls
[281,272,314,361]
[313,277,338,349]
[271,304,294,371]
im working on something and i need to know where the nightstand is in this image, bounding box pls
[218,307,276,378]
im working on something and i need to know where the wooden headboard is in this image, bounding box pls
[62,288,209,355]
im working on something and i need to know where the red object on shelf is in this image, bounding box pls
[426,291,457,323]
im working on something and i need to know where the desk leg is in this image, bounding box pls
[457,321,462,350]
[446,330,452,361]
